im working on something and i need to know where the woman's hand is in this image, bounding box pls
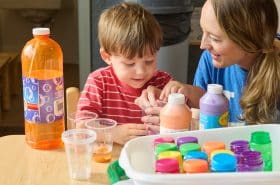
[135,85,162,107]
[160,80,188,101]
[112,124,148,145]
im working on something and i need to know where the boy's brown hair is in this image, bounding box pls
[98,2,162,59]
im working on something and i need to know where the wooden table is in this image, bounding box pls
[0,135,122,185]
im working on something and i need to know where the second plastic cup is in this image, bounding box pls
[62,129,96,180]
[67,111,98,129]
[85,118,117,163]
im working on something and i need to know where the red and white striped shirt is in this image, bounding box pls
[76,66,172,124]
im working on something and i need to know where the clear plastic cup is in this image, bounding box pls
[85,118,117,163]
[67,111,98,129]
[62,129,96,180]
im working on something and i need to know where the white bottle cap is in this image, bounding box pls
[32,27,50,35]
[167,93,185,105]
[207,84,223,94]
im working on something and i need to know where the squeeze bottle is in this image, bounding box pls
[199,84,228,129]
[160,93,191,134]
[21,28,65,149]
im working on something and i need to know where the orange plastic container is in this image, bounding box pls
[21,28,64,149]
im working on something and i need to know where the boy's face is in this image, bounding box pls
[102,50,157,89]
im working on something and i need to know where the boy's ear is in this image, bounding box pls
[100,48,111,65]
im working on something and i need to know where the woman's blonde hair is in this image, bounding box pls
[98,2,162,59]
[211,0,280,123]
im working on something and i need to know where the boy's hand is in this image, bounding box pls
[112,124,148,145]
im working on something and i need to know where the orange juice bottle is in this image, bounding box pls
[160,93,191,134]
[21,28,64,149]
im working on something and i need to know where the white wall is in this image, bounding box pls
[0,0,78,64]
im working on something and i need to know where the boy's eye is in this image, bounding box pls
[145,60,154,65]
[124,63,134,66]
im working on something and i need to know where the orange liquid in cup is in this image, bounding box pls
[93,144,112,163]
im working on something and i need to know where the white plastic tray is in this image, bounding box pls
[119,124,280,185]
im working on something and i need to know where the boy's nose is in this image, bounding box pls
[135,64,146,75]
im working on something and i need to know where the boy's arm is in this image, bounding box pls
[112,123,148,145]
[76,74,103,119]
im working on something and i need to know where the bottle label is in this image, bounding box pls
[199,111,228,129]
[22,77,64,123]
[160,126,189,134]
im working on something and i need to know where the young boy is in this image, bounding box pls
[76,2,172,144]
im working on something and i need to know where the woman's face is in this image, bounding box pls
[200,0,256,69]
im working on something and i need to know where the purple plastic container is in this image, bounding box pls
[230,140,250,164]
[199,84,229,129]
[237,151,263,172]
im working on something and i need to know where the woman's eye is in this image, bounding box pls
[209,36,220,42]
[146,60,154,65]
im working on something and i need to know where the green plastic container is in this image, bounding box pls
[107,160,129,184]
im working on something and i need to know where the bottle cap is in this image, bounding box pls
[230,140,249,153]
[184,151,208,161]
[183,159,208,173]
[157,151,182,166]
[179,143,201,156]
[155,143,177,156]
[202,141,226,155]
[167,93,185,105]
[250,131,271,144]
[155,158,180,173]
[176,136,198,147]
[207,84,223,94]
[153,137,175,147]
[211,153,237,172]
[210,149,234,160]
[32,27,50,35]
[191,108,200,119]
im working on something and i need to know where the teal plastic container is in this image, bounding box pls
[250,131,272,171]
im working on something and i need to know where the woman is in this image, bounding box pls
[135,0,280,126]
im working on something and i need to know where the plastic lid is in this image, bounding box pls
[230,140,249,153]
[157,151,182,166]
[153,137,175,147]
[250,131,271,144]
[191,108,200,119]
[211,153,237,172]
[184,151,208,161]
[32,27,50,35]
[179,143,201,156]
[176,136,198,147]
[167,93,185,105]
[207,84,223,94]
[155,158,180,173]
[210,149,234,160]
[183,159,208,173]
[202,141,226,155]
[155,143,177,156]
